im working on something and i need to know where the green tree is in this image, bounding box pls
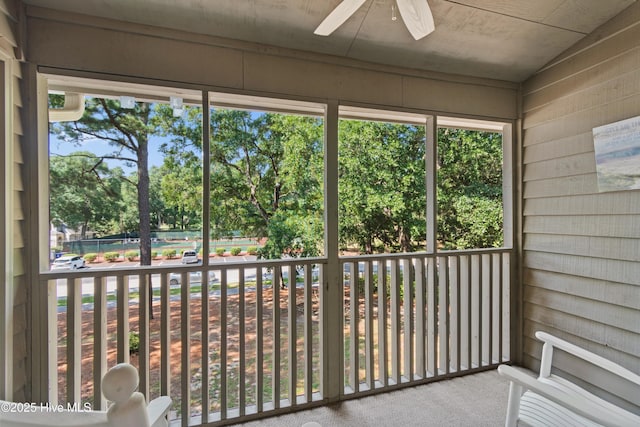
[50,151,123,238]
[51,97,155,265]
[209,110,324,259]
[154,104,204,230]
[119,175,140,235]
[159,162,202,230]
[156,107,325,258]
[339,120,426,253]
[148,166,168,230]
[258,114,324,259]
[437,128,503,249]
[51,96,164,318]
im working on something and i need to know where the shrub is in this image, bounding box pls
[129,332,140,354]
[162,248,177,259]
[83,253,98,263]
[151,250,159,259]
[215,248,225,256]
[104,252,120,262]
[125,250,138,261]
[230,247,242,256]
[246,246,258,255]
[355,272,407,301]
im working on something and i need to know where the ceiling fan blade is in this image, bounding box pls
[396,0,435,40]
[314,0,368,36]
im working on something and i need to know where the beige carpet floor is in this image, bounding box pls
[234,370,510,427]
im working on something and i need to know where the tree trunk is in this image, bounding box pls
[81,221,88,240]
[399,226,412,252]
[365,236,373,254]
[137,105,153,318]
[138,147,152,262]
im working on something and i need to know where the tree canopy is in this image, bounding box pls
[51,98,156,264]
[338,120,426,253]
[49,94,505,258]
[207,110,325,259]
[49,151,123,238]
[437,128,503,249]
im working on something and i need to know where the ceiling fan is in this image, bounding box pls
[314,0,435,40]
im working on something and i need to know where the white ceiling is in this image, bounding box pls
[23,0,637,82]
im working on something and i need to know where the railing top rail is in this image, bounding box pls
[40,256,328,280]
[339,247,511,263]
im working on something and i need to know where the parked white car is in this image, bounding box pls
[169,270,217,286]
[51,254,85,270]
[181,250,199,264]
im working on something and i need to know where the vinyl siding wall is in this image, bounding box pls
[521,1,640,410]
[0,0,27,401]
[10,57,26,402]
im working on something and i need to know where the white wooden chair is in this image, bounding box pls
[0,363,171,427]
[498,331,640,427]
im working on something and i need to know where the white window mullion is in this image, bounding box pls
[200,90,211,422]
[322,100,342,400]
[426,115,437,254]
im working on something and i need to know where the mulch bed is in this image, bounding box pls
[55,286,331,414]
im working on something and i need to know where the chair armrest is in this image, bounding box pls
[147,396,172,427]
[498,365,640,427]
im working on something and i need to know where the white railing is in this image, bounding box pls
[42,258,324,426]
[341,249,511,395]
[41,249,511,426]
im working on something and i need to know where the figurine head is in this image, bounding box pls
[102,363,139,404]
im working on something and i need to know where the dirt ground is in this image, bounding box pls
[55,285,330,413]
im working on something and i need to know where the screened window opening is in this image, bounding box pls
[48,88,204,269]
[338,115,427,255]
[207,104,325,261]
[437,125,505,250]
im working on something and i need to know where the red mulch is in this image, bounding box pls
[55,286,328,410]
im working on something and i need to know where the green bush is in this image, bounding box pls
[353,271,406,300]
[83,253,98,263]
[215,248,225,256]
[246,246,258,255]
[230,247,242,256]
[104,252,120,262]
[125,250,138,261]
[162,248,177,259]
[151,250,159,259]
[129,332,140,354]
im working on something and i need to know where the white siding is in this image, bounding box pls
[11,57,26,403]
[0,0,26,401]
[521,1,640,410]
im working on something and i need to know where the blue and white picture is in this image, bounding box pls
[593,116,640,192]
